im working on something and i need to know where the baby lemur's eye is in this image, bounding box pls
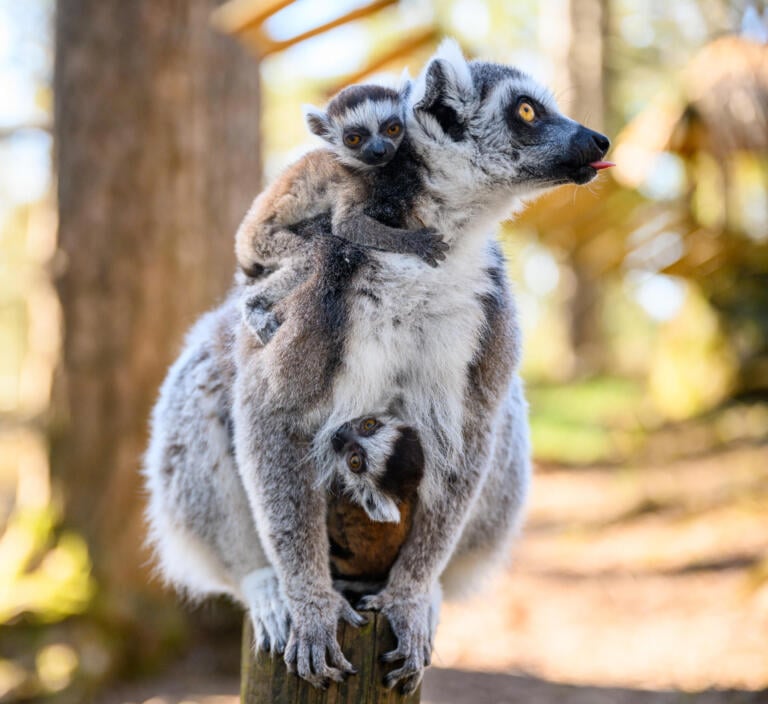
[347,452,364,473]
[518,101,536,123]
[360,417,378,434]
[344,133,362,147]
[385,122,402,137]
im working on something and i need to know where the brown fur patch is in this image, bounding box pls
[327,494,417,582]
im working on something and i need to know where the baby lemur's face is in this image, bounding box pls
[304,83,410,169]
[327,413,424,524]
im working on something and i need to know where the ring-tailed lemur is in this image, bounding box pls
[236,82,447,344]
[231,39,611,693]
[146,39,612,694]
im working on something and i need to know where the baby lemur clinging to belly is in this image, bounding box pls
[235,81,447,344]
[323,412,424,593]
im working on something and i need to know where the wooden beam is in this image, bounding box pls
[228,0,400,57]
[211,0,296,35]
[324,27,438,96]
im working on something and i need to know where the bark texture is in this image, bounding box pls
[52,0,260,659]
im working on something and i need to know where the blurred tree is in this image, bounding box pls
[545,0,612,376]
[52,0,260,673]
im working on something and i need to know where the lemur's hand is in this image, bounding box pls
[408,228,449,267]
[284,589,366,689]
[357,588,435,694]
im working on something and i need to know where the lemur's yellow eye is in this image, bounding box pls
[386,122,401,137]
[361,418,377,433]
[348,453,363,472]
[344,133,362,147]
[518,102,536,122]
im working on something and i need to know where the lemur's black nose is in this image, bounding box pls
[331,427,352,453]
[591,131,610,153]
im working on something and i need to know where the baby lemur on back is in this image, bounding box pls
[235,82,447,344]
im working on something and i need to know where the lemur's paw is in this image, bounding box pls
[359,589,434,693]
[410,228,449,268]
[242,568,291,654]
[284,591,366,688]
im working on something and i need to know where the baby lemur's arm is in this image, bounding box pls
[332,203,448,269]
[237,150,446,344]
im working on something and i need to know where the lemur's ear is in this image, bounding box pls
[302,104,333,143]
[412,39,473,141]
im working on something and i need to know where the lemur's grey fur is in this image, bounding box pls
[235,82,447,344]
[145,39,611,694]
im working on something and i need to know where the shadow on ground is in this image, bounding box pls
[94,665,768,704]
[423,668,768,704]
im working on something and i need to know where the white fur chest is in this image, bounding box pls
[327,231,495,459]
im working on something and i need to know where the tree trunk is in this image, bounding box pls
[52,0,260,667]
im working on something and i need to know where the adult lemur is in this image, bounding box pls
[236,81,446,343]
[145,40,611,693]
[145,81,444,662]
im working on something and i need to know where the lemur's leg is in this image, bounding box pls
[233,368,366,689]
[240,259,311,345]
[144,307,292,652]
[333,210,449,267]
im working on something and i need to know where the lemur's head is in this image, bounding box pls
[322,412,424,524]
[303,82,411,169]
[409,39,612,203]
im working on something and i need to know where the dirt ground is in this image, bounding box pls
[97,444,768,704]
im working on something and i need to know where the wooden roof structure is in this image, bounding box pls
[613,35,768,188]
[212,0,439,90]
[513,34,768,280]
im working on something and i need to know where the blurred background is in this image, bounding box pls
[1,0,767,702]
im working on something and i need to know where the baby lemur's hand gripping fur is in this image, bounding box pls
[235,82,447,344]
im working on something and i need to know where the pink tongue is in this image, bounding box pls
[590,160,615,170]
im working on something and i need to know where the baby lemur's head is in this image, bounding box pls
[320,413,424,524]
[304,82,411,169]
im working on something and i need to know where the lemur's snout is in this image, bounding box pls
[331,426,354,452]
[589,130,610,154]
[575,127,610,159]
[361,139,395,166]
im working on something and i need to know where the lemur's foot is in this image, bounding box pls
[242,298,281,345]
[357,588,435,694]
[284,589,366,689]
[241,568,291,654]
[409,227,449,268]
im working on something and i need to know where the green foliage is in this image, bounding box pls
[528,377,646,464]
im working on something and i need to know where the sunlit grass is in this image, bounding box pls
[527,376,646,464]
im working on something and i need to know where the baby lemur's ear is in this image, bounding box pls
[412,38,474,141]
[397,68,413,104]
[302,105,333,143]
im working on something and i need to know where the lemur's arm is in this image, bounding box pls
[332,201,448,268]
[233,343,366,689]
[359,259,520,694]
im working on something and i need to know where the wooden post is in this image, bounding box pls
[241,613,421,704]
